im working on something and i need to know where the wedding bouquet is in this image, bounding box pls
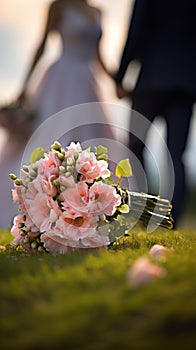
[9,141,173,254]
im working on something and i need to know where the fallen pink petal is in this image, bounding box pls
[127,257,167,288]
[149,244,171,258]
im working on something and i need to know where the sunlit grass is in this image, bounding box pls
[0,228,196,349]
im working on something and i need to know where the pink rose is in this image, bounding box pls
[76,151,110,182]
[127,257,167,288]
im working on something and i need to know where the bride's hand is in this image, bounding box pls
[116,84,132,99]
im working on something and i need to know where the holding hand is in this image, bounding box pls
[116,83,132,99]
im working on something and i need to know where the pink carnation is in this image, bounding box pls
[55,212,97,241]
[66,142,82,158]
[41,221,109,254]
[40,174,57,197]
[89,181,121,217]
[27,193,60,232]
[40,232,72,254]
[11,214,25,244]
[58,174,75,188]
[76,151,110,182]
[36,151,61,179]
[12,186,27,214]
[61,182,89,214]
[61,181,121,219]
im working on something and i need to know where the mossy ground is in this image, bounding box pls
[1,225,196,350]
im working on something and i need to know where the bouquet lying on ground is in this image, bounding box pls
[9,141,173,254]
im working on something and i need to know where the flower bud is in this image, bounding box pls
[65,172,71,177]
[18,222,25,229]
[21,187,27,193]
[23,237,30,244]
[29,170,37,178]
[9,173,17,180]
[53,179,60,187]
[31,241,38,249]
[67,158,73,166]
[59,153,65,161]
[73,152,79,160]
[38,246,45,253]
[51,141,61,151]
[55,151,64,161]
[60,185,67,192]
[22,165,29,172]
[59,166,66,173]
[20,229,26,236]
[32,166,38,173]
[14,179,22,186]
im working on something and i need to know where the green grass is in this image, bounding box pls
[1,228,196,350]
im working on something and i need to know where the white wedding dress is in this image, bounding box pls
[34,6,113,140]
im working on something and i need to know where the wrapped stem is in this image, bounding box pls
[119,188,174,230]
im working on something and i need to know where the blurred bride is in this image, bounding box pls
[17,0,114,141]
[0,0,114,228]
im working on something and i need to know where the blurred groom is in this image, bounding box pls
[114,0,196,228]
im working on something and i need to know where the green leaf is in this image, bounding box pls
[96,154,108,161]
[95,145,108,156]
[29,147,47,164]
[115,159,132,178]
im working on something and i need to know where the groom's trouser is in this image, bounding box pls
[129,91,194,227]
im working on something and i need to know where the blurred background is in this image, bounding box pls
[0,0,195,227]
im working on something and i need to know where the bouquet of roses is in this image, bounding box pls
[9,141,173,254]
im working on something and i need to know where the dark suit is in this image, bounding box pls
[115,0,196,226]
